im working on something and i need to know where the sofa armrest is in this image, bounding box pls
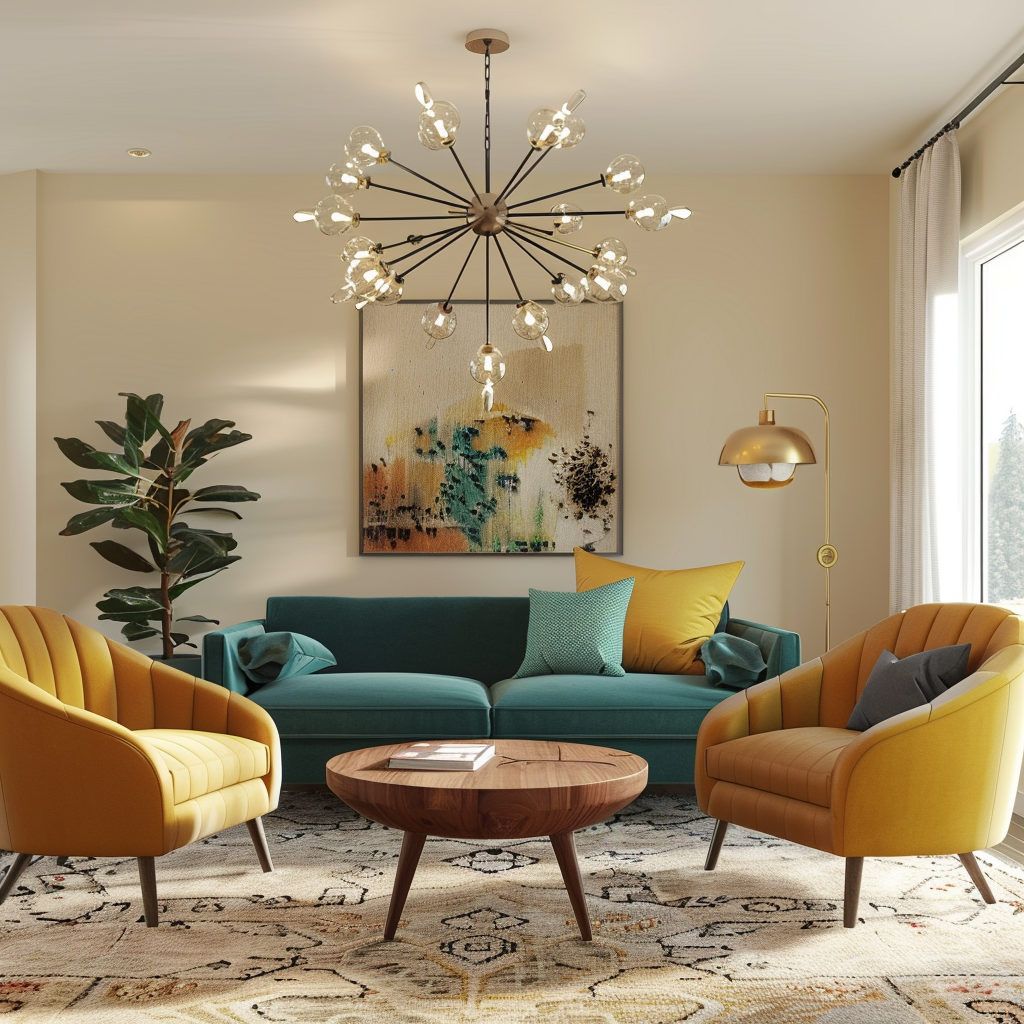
[727,617,802,678]
[201,619,266,693]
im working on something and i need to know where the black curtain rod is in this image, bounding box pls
[892,49,1024,178]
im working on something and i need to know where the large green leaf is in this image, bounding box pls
[181,506,244,519]
[169,522,236,548]
[179,554,241,579]
[168,571,225,601]
[191,484,261,503]
[120,392,172,448]
[55,437,103,470]
[89,540,156,573]
[61,478,140,506]
[176,614,220,624]
[170,633,197,650]
[97,586,164,613]
[120,622,160,641]
[59,507,119,536]
[115,506,169,550]
[95,420,127,447]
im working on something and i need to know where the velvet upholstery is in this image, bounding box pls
[0,606,281,859]
[696,604,1024,860]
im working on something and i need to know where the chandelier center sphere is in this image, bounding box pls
[468,193,509,235]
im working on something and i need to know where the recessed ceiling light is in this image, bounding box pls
[126,148,151,158]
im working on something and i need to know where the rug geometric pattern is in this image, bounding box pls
[1,793,1022,1022]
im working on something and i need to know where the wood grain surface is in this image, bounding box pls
[326,739,648,839]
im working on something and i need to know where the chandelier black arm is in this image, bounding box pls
[359,215,467,222]
[445,234,482,306]
[397,226,475,277]
[506,175,606,211]
[448,148,482,203]
[507,218,554,236]
[492,236,524,302]
[502,230,561,280]
[502,147,554,203]
[386,225,469,265]
[509,220,597,257]
[384,156,470,204]
[494,149,536,205]
[378,225,468,251]
[503,227,589,276]
[367,179,468,210]
[511,209,626,218]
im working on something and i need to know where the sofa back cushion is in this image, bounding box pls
[265,596,530,685]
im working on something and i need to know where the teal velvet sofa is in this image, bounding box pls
[202,596,800,785]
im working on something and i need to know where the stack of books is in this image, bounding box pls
[388,742,496,771]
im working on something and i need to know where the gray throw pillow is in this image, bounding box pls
[235,631,337,685]
[846,643,971,731]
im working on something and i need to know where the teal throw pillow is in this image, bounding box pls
[700,632,767,690]
[514,577,635,678]
[235,631,337,686]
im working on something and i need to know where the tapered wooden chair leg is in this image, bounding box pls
[0,854,34,904]
[844,856,864,928]
[704,819,729,871]
[137,856,159,927]
[246,817,274,873]
[958,852,997,904]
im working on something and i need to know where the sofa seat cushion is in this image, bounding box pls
[137,730,271,804]
[490,674,735,739]
[704,727,858,808]
[246,672,492,738]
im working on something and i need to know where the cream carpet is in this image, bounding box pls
[1,793,1023,1023]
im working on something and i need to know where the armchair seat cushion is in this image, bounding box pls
[704,727,858,808]
[138,730,272,804]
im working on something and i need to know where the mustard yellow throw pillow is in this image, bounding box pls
[574,548,744,674]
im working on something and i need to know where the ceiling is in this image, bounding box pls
[3,0,1024,178]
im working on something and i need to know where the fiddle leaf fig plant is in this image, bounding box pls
[56,393,260,658]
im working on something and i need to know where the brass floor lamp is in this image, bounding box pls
[718,393,837,651]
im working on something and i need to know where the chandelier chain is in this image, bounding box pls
[484,45,492,193]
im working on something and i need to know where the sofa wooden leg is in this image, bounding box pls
[844,856,864,928]
[958,852,996,904]
[0,853,34,904]
[137,856,159,927]
[246,817,274,873]
[704,819,729,871]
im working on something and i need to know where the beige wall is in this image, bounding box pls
[34,171,889,660]
[0,170,37,605]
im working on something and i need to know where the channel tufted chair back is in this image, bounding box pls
[695,603,1024,928]
[0,606,281,927]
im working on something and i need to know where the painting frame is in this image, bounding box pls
[359,299,623,556]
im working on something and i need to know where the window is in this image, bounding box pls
[962,208,1024,612]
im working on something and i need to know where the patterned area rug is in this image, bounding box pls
[1,793,1023,1023]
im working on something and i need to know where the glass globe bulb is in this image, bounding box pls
[670,206,692,220]
[345,126,386,172]
[417,100,461,150]
[348,255,386,299]
[372,273,404,305]
[604,154,646,194]
[314,195,359,236]
[594,236,628,267]
[737,463,796,487]
[340,235,378,265]
[526,106,563,149]
[512,300,549,341]
[554,114,585,149]
[560,90,586,115]
[331,279,359,304]
[422,302,457,341]
[326,162,365,194]
[551,202,583,234]
[538,334,553,352]
[587,265,628,302]
[627,194,672,231]
[415,82,433,109]
[471,343,506,385]
[551,273,588,305]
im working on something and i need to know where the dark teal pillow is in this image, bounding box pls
[513,578,635,678]
[700,632,767,690]
[235,631,337,686]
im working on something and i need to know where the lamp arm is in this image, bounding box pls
[763,392,835,650]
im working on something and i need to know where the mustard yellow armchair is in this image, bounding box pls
[0,606,281,926]
[696,603,1024,927]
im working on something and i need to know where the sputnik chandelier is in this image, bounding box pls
[295,28,691,409]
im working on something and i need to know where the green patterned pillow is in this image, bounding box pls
[514,577,636,678]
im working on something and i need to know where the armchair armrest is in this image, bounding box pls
[201,618,266,693]
[0,670,175,857]
[831,648,1024,856]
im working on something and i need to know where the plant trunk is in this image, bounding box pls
[161,569,173,659]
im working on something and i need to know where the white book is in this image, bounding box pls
[388,742,496,771]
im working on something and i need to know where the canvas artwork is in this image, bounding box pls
[361,300,621,555]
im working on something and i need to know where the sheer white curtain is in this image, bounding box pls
[891,132,961,612]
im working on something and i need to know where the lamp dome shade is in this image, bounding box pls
[719,416,816,489]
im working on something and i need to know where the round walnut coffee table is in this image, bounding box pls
[326,739,648,941]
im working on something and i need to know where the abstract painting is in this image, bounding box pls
[361,300,621,554]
